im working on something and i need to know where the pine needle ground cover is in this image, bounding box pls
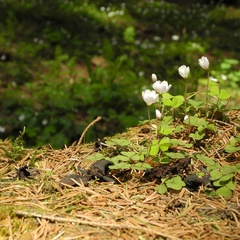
[0,108,239,240]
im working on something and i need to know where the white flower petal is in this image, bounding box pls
[198,56,209,70]
[178,65,190,79]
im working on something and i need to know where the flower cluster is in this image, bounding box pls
[142,55,219,120]
[142,74,172,119]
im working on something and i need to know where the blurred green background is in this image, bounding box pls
[0,0,240,148]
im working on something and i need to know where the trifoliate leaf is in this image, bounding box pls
[155,184,167,194]
[219,173,234,182]
[159,137,171,152]
[225,180,235,190]
[132,162,152,170]
[121,151,136,158]
[216,186,232,198]
[210,169,222,180]
[210,86,220,95]
[149,141,160,156]
[109,162,131,170]
[165,176,185,190]
[221,165,238,174]
[218,89,230,100]
[190,131,205,140]
[172,95,184,108]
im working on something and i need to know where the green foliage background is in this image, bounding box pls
[0,0,240,148]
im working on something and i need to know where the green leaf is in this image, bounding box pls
[207,124,215,131]
[121,151,135,158]
[196,154,216,166]
[215,186,232,198]
[123,26,135,43]
[165,176,185,190]
[118,155,130,162]
[219,173,234,182]
[162,93,173,106]
[221,165,238,174]
[159,127,174,136]
[159,137,171,152]
[164,152,186,159]
[109,162,131,170]
[131,154,144,161]
[172,95,184,108]
[188,116,208,127]
[190,131,205,140]
[160,156,171,164]
[225,180,235,190]
[171,139,193,148]
[210,86,220,95]
[149,140,159,156]
[188,99,204,110]
[224,58,239,65]
[155,184,167,194]
[210,169,222,180]
[85,153,104,161]
[224,145,240,153]
[132,162,152,170]
[218,89,230,100]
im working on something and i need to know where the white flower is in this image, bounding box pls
[151,73,158,82]
[152,80,172,94]
[178,65,190,79]
[0,126,5,133]
[209,76,219,83]
[221,74,227,81]
[184,115,189,121]
[198,56,209,70]
[142,89,159,106]
[172,35,180,41]
[155,109,162,119]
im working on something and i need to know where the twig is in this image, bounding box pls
[78,116,102,146]
[16,210,180,240]
[73,116,102,153]
[8,216,13,240]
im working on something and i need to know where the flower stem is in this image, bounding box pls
[184,80,188,116]
[206,71,210,117]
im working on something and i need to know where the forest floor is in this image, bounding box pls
[0,110,239,240]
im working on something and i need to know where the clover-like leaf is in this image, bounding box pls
[159,137,171,152]
[215,186,232,198]
[155,184,167,194]
[165,176,185,190]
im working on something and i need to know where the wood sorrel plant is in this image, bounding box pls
[87,56,237,198]
[139,56,238,197]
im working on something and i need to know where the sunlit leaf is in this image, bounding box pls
[109,162,131,169]
[216,186,232,198]
[159,137,171,152]
[210,169,222,180]
[155,184,167,194]
[218,89,230,100]
[165,176,185,190]
[132,162,152,170]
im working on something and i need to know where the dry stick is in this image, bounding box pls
[78,116,102,146]
[8,216,13,240]
[16,210,180,240]
[74,116,102,153]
